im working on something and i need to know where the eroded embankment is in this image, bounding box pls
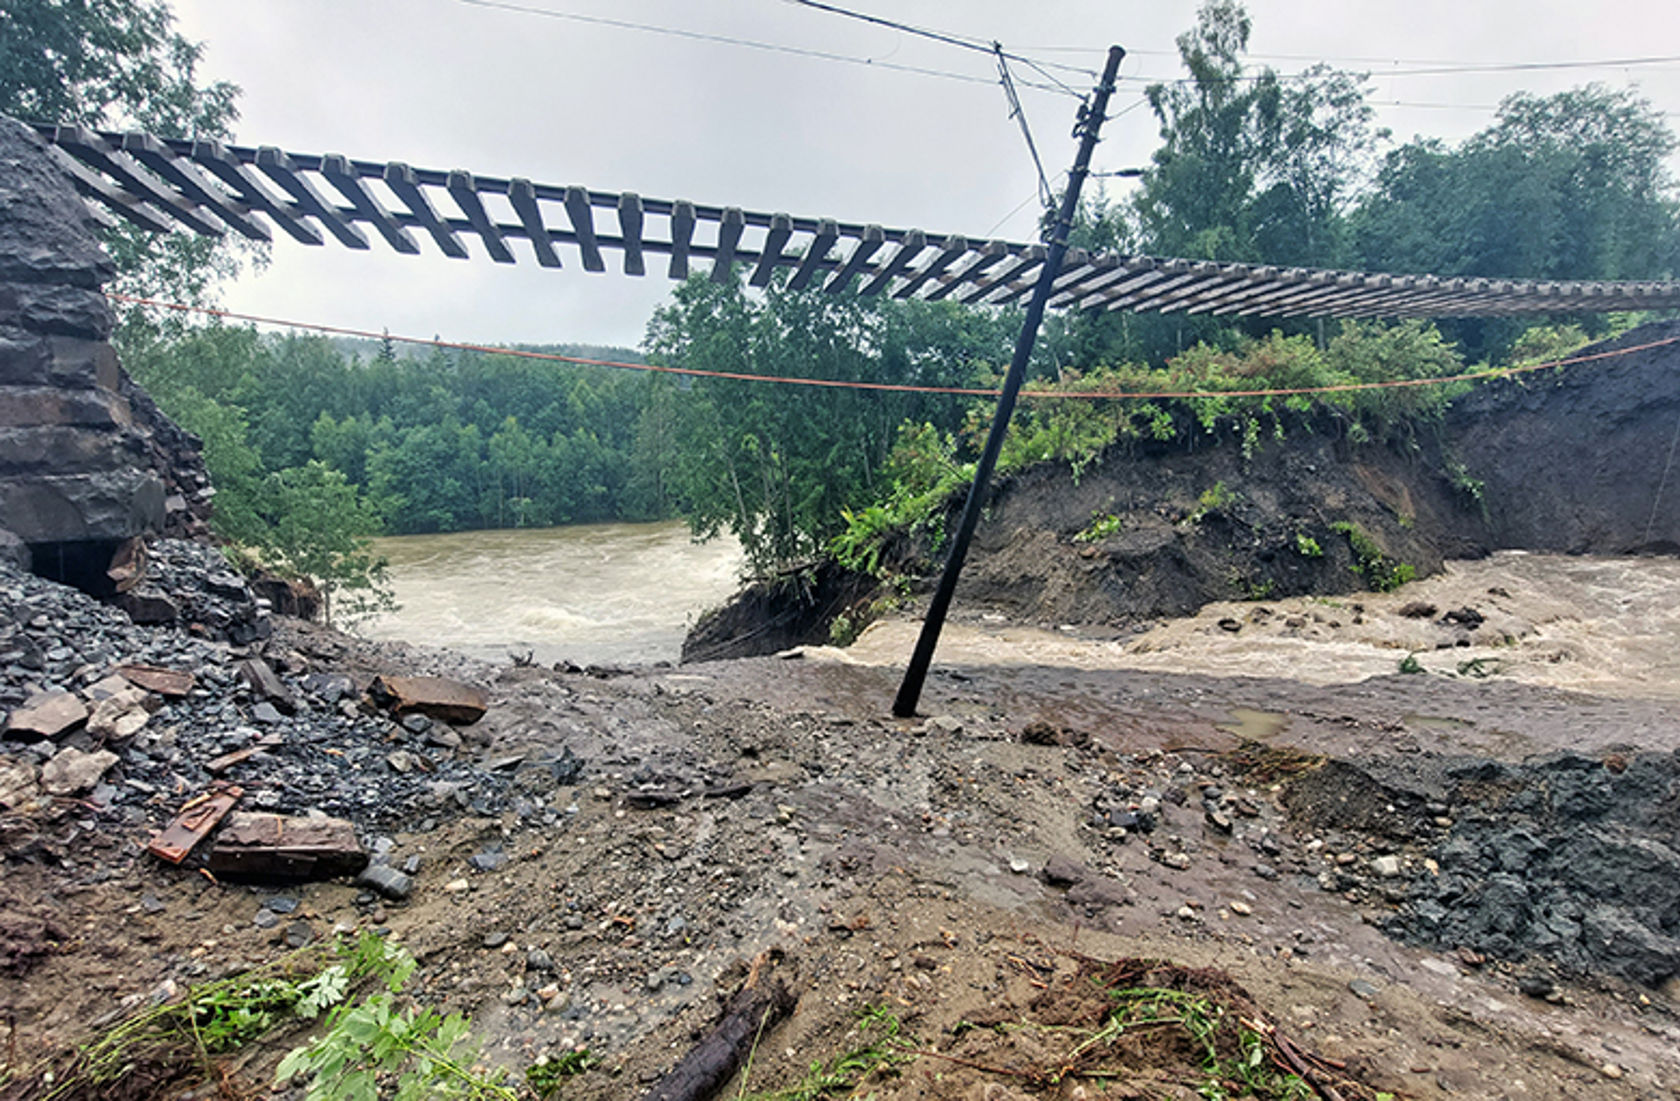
[686,320,1680,661]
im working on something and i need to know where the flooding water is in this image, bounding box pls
[359,522,742,666]
[838,553,1680,701]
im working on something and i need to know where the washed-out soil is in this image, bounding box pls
[5,563,1680,1099]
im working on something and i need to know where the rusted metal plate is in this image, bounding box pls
[116,663,196,698]
[147,782,242,864]
[206,812,368,881]
[369,675,488,725]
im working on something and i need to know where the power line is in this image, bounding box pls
[1120,54,1680,87]
[107,292,1680,404]
[779,0,1097,80]
[449,0,1073,95]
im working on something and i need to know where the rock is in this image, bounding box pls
[284,921,314,948]
[1229,900,1253,916]
[1160,851,1193,871]
[1398,601,1438,618]
[238,658,297,714]
[1019,720,1059,745]
[386,750,416,773]
[1008,858,1031,874]
[249,701,284,725]
[115,663,195,698]
[85,686,151,740]
[482,932,509,949]
[1041,856,1089,887]
[368,675,488,725]
[1348,979,1379,999]
[263,896,300,914]
[40,746,117,795]
[0,758,40,809]
[252,909,280,930]
[1517,970,1557,1000]
[356,864,414,901]
[526,947,555,973]
[925,714,963,735]
[117,588,179,625]
[300,672,355,703]
[468,850,507,873]
[425,727,463,750]
[3,690,87,739]
[1204,809,1234,834]
[443,878,470,893]
[205,812,369,881]
[1371,855,1403,878]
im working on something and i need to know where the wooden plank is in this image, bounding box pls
[926,240,1008,301]
[565,186,606,272]
[669,200,697,279]
[507,178,561,267]
[323,154,420,254]
[823,224,884,293]
[858,229,925,296]
[964,245,1044,304]
[750,213,793,287]
[256,146,369,249]
[1180,267,1316,315]
[1233,273,1365,316]
[711,207,744,283]
[46,146,175,233]
[1050,256,1155,307]
[120,133,271,241]
[1102,271,1199,312]
[190,140,323,245]
[893,234,968,299]
[53,125,228,237]
[447,171,514,262]
[618,193,646,275]
[1168,266,1282,315]
[384,162,468,258]
[786,219,838,291]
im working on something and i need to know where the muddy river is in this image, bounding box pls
[359,521,743,665]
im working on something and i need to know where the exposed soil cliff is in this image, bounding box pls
[686,320,1680,660]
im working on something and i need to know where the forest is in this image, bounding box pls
[6,0,1678,601]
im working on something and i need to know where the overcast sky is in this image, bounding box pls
[170,0,1680,349]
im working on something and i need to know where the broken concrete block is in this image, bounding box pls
[206,812,368,881]
[368,675,488,725]
[3,691,87,740]
[40,746,118,795]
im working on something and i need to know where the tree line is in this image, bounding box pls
[6,0,1678,608]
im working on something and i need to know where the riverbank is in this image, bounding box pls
[3,544,1679,1100]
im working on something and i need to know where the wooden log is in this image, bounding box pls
[710,207,744,283]
[120,133,271,241]
[668,200,696,278]
[858,229,925,297]
[749,213,792,287]
[618,193,646,275]
[45,146,174,233]
[256,147,369,249]
[190,139,324,244]
[640,952,795,1101]
[53,125,228,237]
[565,186,606,272]
[508,178,561,267]
[447,171,514,262]
[323,154,420,254]
[892,233,968,299]
[823,223,883,293]
[384,162,468,258]
[785,218,837,291]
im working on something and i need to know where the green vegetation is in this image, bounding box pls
[1073,511,1123,544]
[1294,532,1323,558]
[526,1049,599,1097]
[1399,653,1425,675]
[1087,987,1314,1101]
[737,1005,913,1100]
[1330,521,1415,592]
[1190,481,1237,523]
[276,934,517,1101]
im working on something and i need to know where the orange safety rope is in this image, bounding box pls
[108,292,1680,403]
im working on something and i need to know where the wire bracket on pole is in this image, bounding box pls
[892,44,1126,719]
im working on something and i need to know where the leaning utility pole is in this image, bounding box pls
[893,44,1126,718]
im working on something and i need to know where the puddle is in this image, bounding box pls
[1217,707,1290,740]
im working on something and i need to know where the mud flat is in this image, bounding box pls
[4,546,1680,1100]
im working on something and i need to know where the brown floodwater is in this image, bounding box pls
[358,521,743,666]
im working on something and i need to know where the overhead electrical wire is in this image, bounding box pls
[107,293,1680,405]
[449,0,1075,95]
[780,0,1097,80]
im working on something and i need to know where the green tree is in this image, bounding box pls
[0,0,256,304]
[261,462,392,627]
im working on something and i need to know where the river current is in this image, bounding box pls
[360,521,743,666]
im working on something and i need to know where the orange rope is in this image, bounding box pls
[108,292,1680,403]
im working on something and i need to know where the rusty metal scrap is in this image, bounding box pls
[147,782,242,864]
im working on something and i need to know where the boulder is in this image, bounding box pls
[2,690,87,740]
[115,663,195,698]
[40,746,118,795]
[368,675,488,725]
